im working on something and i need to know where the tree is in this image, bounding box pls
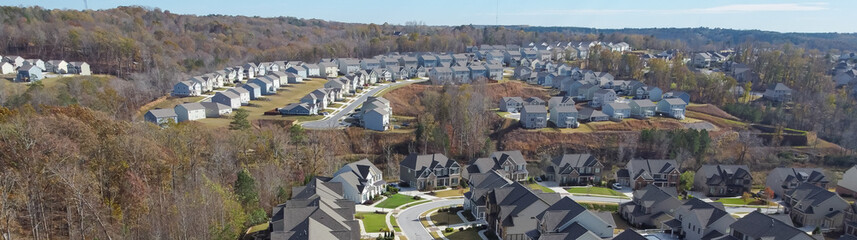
[679,171,695,192]
[741,192,753,204]
[234,168,259,207]
[229,109,251,130]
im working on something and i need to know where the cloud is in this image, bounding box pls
[510,2,828,16]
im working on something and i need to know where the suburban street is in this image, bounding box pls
[398,199,459,240]
[301,78,427,129]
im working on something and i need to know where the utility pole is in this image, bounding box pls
[83,0,88,9]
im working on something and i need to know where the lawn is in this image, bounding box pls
[430,209,464,226]
[375,194,418,209]
[389,214,401,232]
[433,187,468,198]
[444,228,481,240]
[197,78,328,127]
[246,222,268,234]
[567,187,626,197]
[527,183,555,193]
[714,198,769,206]
[355,212,388,233]
[399,200,430,209]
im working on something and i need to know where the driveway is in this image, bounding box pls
[398,199,459,240]
[300,79,426,129]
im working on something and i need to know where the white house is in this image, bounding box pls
[46,60,68,73]
[212,91,242,109]
[200,102,232,117]
[226,88,251,105]
[657,98,687,119]
[174,103,207,122]
[242,83,262,100]
[67,62,91,75]
[302,64,321,77]
[329,159,386,203]
[602,102,631,120]
[286,66,307,78]
[0,62,13,74]
[144,108,177,126]
[172,81,201,97]
[590,89,617,108]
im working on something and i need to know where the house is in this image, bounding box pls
[174,103,206,122]
[764,83,793,102]
[616,159,680,190]
[628,81,649,99]
[200,102,232,117]
[729,211,815,240]
[544,154,603,186]
[513,66,533,80]
[212,91,242,109]
[3,55,24,67]
[578,108,608,122]
[144,108,177,126]
[279,103,317,116]
[484,182,561,240]
[663,91,690,104]
[629,99,656,119]
[464,151,529,182]
[527,197,616,239]
[603,102,631,120]
[361,59,382,71]
[656,98,687,120]
[429,67,453,84]
[45,60,68,74]
[613,229,647,240]
[172,81,201,97]
[649,87,664,101]
[537,72,555,87]
[269,178,360,240]
[258,62,277,73]
[765,167,829,198]
[243,63,257,79]
[693,52,713,68]
[469,65,488,80]
[845,203,857,237]
[451,66,470,83]
[285,72,303,83]
[499,97,524,113]
[784,183,849,231]
[485,64,503,79]
[329,159,386,204]
[188,76,212,93]
[362,106,390,131]
[548,96,575,109]
[15,65,44,82]
[520,105,548,129]
[524,97,546,106]
[464,170,514,220]
[248,77,276,95]
[285,66,307,78]
[266,72,287,88]
[694,165,752,197]
[549,105,579,128]
[337,59,360,75]
[619,185,682,228]
[663,198,736,240]
[435,55,453,67]
[325,78,350,94]
[301,89,331,109]
[226,88,251,105]
[836,165,857,197]
[590,89,617,108]
[241,83,262,100]
[399,153,461,190]
[0,62,13,74]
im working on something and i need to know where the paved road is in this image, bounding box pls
[301,79,426,129]
[398,199,459,240]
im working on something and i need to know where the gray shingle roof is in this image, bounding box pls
[177,102,205,111]
[663,98,687,105]
[730,211,811,240]
[148,108,177,118]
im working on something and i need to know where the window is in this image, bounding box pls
[595,168,600,173]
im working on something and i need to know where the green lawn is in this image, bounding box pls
[433,187,469,198]
[375,194,418,209]
[430,210,464,226]
[567,187,626,197]
[389,214,401,232]
[246,222,268,234]
[400,200,430,209]
[355,212,388,233]
[527,183,555,193]
[714,198,769,206]
[444,228,481,240]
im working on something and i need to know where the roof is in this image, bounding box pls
[785,183,847,214]
[400,153,457,173]
[626,159,679,181]
[522,105,547,114]
[228,87,249,94]
[730,211,811,239]
[768,167,829,186]
[147,108,177,118]
[769,82,792,91]
[503,97,524,103]
[270,178,358,240]
[607,102,630,110]
[552,105,577,113]
[200,102,230,111]
[333,159,383,193]
[176,102,205,111]
[550,154,600,174]
[282,103,311,111]
[578,108,606,119]
[663,98,687,105]
[678,198,733,229]
[698,165,751,186]
[633,185,679,208]
[18,65,38,71]
[612,230,646,240]
[631,99,656,108]
[595,89,615,95]
[549,96,575,106]
[68,61,87,66]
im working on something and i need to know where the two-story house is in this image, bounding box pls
[465,151,529,182]
[329,159,386,204]
[765,167,829,198]
[520,105,548,129]
[544,154,603,186]
[485,182,561,240]
[784,183,850,231]
[838,165,857,197]
[526,197,616,239]
[729,211,815,240]
[764,83,793,102]
[694,165,752,197]
[656,98,687,120]
[844,203,857,237]
[616,159,681,190]
[619,185,682,228]
[399,153,461,190]
[662,198,736,240]
[499,97,524,113]
[463,170,513,220]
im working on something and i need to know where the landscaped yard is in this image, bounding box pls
[430,209,464,226]
[527,183,555,193]
[389,214,400,232]
[714,198,769,206]
[444,228,481,240]
[433,187,468,197]
[197,78,327,127]
[355,212,388,233]
[246,222,268,234]
[374,194,418,209]
[399,200,430,209]
[567,186,626,197]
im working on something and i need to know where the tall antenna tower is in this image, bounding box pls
[83,0,89,9]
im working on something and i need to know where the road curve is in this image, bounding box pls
[398,199,459,240]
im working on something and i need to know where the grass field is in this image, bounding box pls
[246,222,268,234]
[355,212,388,232]
[527,183,555,193]
[197,78,327,127]
[389,214,401,232]
[714,198,769,206]
[433,187,468,198]
[444,228,481,240]
[430,210,464,226]
[375,194,418,209]
[567,187,626,197]
[400,200,430,209]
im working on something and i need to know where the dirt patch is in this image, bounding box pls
[500,130,640,158]
[686,111,747,130]
[385,81,551,117]
[687,104,739,120]
[587,118,685,131]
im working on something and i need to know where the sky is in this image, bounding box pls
[4,0,855,33]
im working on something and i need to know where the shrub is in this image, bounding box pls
[445,227,454,233]
[412,195,422,200]
[459,227,465,231]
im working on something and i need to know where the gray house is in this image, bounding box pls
[248,77,276,95]
[399,153,461,190]
[200,102,231,117]
[226,88,250,105]
[765,167,829,198]
[241,83,262,100]
[694,165,752,197]
[15,65,44,82]
[46,60,68,74]
[329,159,386,204]
[144,108,177,126]
[484,182,561,240]
[500,97,525,112]
[590,89,617,108]
[212,91,242,109]
[464,170,513,220]
[524,97,546,106]
[578,108,608,122]
[549,105,579,128]
[464,151,529,182]
[527,197,616,239]
[784,183,849,231]
[619,185,681,228]
[663,198,735,240]
[279,103,317,116]
[656,98,687,120]
[269,178,360,240]
[729,211,815,240]
[764,83,793,102]
[520,105,548,129]
[629,99,656,119]
[548,96,575,109]
[616,159,680,190]
[544,154,603,186]
[174,103,206,122]
[603,102,631,120]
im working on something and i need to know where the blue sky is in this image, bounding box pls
[5,0,855,33]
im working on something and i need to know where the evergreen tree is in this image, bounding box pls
[229,109,251,130]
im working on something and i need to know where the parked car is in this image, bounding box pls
[535,176,542,182]
[612,183,623,190]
